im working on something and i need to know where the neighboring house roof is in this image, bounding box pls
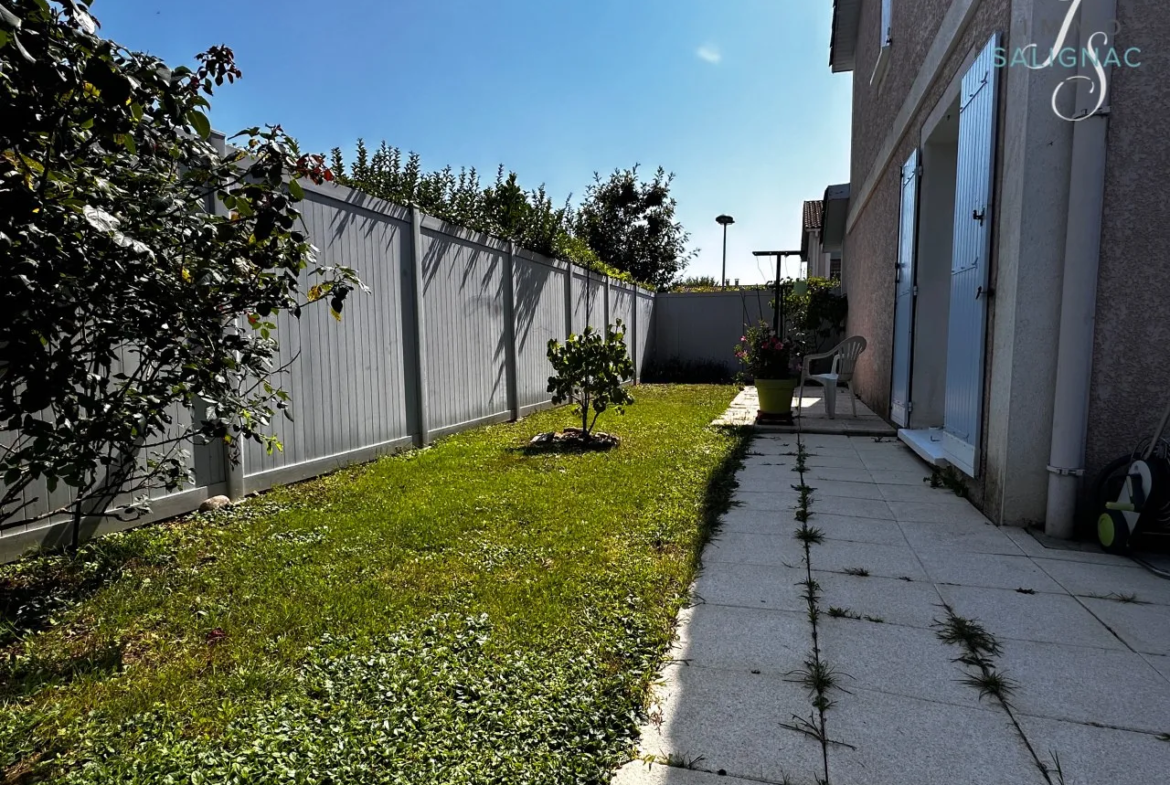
[803,200,824,232]
[821,184,851,252]
[800,200,825,261]
[830,0,861,73]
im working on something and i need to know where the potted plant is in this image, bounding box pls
[735,321,800,418]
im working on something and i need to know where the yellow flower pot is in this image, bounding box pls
[756,378,798,416]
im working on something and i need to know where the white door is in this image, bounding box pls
[943,33,1001,475]
[890,149,920,427]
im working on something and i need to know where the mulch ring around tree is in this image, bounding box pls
[525,428,621,454]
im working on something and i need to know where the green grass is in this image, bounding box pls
[0,385,748,784]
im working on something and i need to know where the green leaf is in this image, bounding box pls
[188,109,211,140]
[11,31,33,62]
[288,178,305,201]
[0,4,21,29]
[0,30,9,48]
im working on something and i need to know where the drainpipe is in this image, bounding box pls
[1045,0,1116,538]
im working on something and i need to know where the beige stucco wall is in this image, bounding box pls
[1084,0,1170,522]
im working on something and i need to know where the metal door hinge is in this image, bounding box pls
[907,401,915,413]
[912,285,918,297]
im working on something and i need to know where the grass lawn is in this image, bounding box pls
[1,385,747,784]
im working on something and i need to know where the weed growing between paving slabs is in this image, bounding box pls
[0,386,750,784]
[933,605,1070,784]
[781,439,852,785]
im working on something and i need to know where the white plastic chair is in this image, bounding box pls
[799,336,867,419]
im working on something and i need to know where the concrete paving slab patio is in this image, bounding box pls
[614,433,1170,785]
[712,385,896,436]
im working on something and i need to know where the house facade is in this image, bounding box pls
[802,194,847,281]
[830,0,1170,537]
[801,199,829,278]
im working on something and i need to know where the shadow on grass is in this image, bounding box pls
[690,425,754,574]
[2,639,126,702]
[511,430,622,457]
[0,533,172,653]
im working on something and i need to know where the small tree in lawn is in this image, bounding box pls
[546,321,634,439]
[0,1,364,547]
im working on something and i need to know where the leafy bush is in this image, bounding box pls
[333,144,571,260]
[575,166,696,289]
[779,278,848,356]
[546,322,634,437]
[330,146,695,290]
[0,1,362,539]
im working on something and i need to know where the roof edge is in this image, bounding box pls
[829,0,861,73]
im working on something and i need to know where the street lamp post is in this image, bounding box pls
[716,215,735,288]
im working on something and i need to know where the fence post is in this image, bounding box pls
[503,244,520,421]
[603,276,611,329]
[564,261,574,339]
[410,206,430,446]
[631,286,639,384]
[211,132,246,500]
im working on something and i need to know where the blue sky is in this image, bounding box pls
[95,0,852,284]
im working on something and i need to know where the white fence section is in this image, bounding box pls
[0,174,655,562]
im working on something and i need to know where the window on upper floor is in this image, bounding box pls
[871,0,893,88]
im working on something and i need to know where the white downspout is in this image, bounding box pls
[1045,0,1116,538]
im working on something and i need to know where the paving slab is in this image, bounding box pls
[673,604,811,676]
[1030,558,1170,604]
[804,479,885,501]
[802,466,874,484]
[999,638,1170,734]
[828,688,1039,785]
[899,520,1027,556]
[855,451,928,473]
[692,562,808,613]
[819,619,977,706]
[636,663,827,785]
[814,539,928,580]
[729,490,802,512]
[744,437,799,455]
[868,469,935,486]
[733,466,803,487]
[885,500,992,525]
[804,495,893,520]
[815,571,945,629]
[704,531,806,569]
[803,454,869,470]
[808,514,907,546]
[739,454,799,470]
[877,482,972,504]
[716,507,795,536]
[1144,653,1170,681]
[916,551,1066,593]
[797,444,863,458]
[1000,526,1137,567]
[1013,714,1170,785]
[1079,596,1170,654]
[938,584,1126,650]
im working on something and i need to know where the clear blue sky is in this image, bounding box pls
[94,0,852,284]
